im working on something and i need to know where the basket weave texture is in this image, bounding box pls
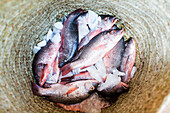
[0,0,170,113]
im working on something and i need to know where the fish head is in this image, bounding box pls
[99,15,118,29]
[109,29,125,43]
[84,81,99,93]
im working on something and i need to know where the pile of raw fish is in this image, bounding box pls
[32,9,136,113]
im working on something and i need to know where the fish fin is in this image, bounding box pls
[80,65,91,70]
[120,82,129,90]
[103,76,107,82]
[104,53,108,58]
[64,86,79,95]
[89,29,101,37]
[72,48,83,61]
[62,16,67,25]
[31,82,42,96]
[61,64,73,76]
[74,72,87,77]
[67,9,85,21]
[93,44,106,50]
[40,64,50,86]
[130,66,137,78]
[70,8,85,15]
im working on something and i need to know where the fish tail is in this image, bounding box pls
[31,82,42,96]
[112,82,129,94]
[70,8,85,16]
[68,9,85,22]
[120,82,129,90]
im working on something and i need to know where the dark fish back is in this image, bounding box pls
[59,9,85,68]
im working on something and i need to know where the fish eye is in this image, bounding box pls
[111,30,115,34]
[104,17,108,21]
[90,86,95,91]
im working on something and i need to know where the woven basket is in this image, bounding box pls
[0,0,170,113]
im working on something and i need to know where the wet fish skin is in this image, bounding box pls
[120,37,136,83]
[104,37,125,74]
[31,80,98,104]
[32,40,60,86]
[61,29,125,76]
[59,9,85,68]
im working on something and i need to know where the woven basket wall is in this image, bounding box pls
[0,0,170,113]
